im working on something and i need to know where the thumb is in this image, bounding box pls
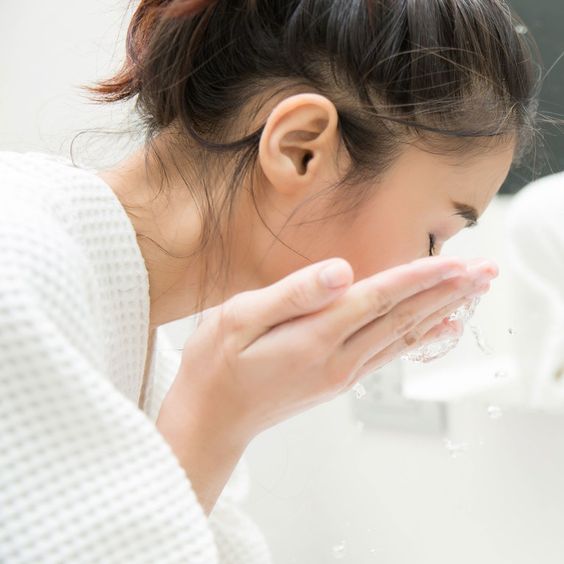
[265,257,354,320]
[218,258,354,344]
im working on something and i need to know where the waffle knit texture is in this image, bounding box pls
[0,150,273,564]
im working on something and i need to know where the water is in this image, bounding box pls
[470,324,494,356]
[353,382,367,399]
[487,405,503,419]
[332,541,347,560]
[401,297,481,363]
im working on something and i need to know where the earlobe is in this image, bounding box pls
[258,93,339,196]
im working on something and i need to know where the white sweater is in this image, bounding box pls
[0,151,273,564]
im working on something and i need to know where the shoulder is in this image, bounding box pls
[0,150,104,284]
[0,153,103,363]
[0,156,94,300]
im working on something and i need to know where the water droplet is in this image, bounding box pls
[494,369,509,379]
[487,405,503,419]
[449,296,481,322]
[470,324,494,356]
[353,382,367,399]
[332,541,347,560]
[401,335,460,363]
[443,438,469,458]
[508,327,515,335]
[515,24,528,35]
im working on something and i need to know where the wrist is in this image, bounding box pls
[155,383,252,514]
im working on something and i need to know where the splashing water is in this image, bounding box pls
[352,382,367,399]
[401,297,481,363]
[470,324,494,355]
[332,541,347,560]
[487,405,503,419]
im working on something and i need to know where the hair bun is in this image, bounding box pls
[162,0,219,18]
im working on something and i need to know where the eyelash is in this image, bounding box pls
[428,233,437,257]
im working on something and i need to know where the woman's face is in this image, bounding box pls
[229,94,516,288]
[313,142,515,280]
[97,93,516,324]
[243,131,515,288]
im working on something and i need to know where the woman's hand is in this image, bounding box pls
[156,256,496,514]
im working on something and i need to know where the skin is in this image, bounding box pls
[97,93,513,514]
[98,94,513,330]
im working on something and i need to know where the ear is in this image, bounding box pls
[258,93,340,199]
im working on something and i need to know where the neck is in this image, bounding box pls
[97,143,260,329]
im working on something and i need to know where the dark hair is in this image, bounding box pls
[82,0,539,313]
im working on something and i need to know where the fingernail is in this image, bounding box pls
[475,260,499,279]
[319,261,351,288]
[476,273,494,286]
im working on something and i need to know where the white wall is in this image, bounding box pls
[0,0,137,165]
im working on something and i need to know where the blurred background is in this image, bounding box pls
[2,1,564,563]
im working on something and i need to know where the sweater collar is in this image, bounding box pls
[89,170,152,404]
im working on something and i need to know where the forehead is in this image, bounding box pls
[389,139,516,211]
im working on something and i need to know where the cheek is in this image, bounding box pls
[253,194,427,285]
[326,201,426,279]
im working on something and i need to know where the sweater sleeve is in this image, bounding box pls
[0,198,218,563]
[144,331,274,564]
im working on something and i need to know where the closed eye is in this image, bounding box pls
[428,233,437,256]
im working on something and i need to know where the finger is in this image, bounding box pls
[222,257,476,350]
[344,288,488,388]
[217,257,354,346]
[338,264,491,371]
[302,256,494,348]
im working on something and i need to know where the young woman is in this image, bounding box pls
[0,0,537,562]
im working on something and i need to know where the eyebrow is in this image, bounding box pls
[451,201,479,228]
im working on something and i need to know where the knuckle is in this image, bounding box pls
[284,283,311,312]
[367,287,394,317]
[220,295,247,333]
[403,327,424,348]
[392,309,419,337]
